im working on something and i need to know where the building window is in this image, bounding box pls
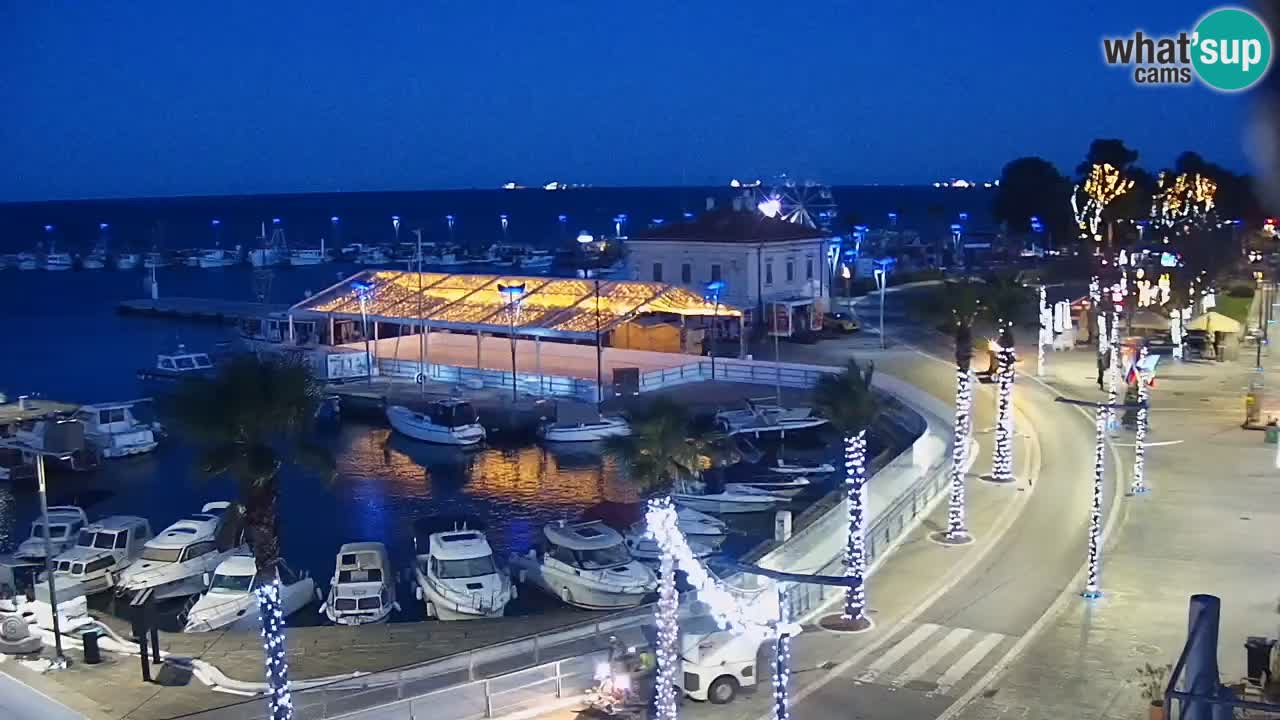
[710,264,722,282]
[786,261,794,282]
[652,262,663,282]
[806,258,814,280]
[765,262,773,285]
[681,263,692,283]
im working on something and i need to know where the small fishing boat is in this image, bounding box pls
[624,525,718,562]
[136,346,216,385]
[767,460,835,475]
[540,402,630,442]
[672,485,787,514]
[143,251,169,269]
[75,401,162,458]
[196,248,238,268]
[16,252,39,271]
[44,252,73,271]
[116,501,243,600]
[715,398,829,437]
[184,554,315,632]
[510,521,656,610]
[81,251,107,270]
[387,400,486,446]
[414,526,514,620]
[322,542,397,625]
[289,247,328,266]
[724,477,811,499]
[115,252,141,270]
[13,506,89,562]
[51,515,153,595]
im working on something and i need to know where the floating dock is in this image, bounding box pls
[0,397,80,426]
[117,297,289,323]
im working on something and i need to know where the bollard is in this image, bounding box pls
[82,630,102,665]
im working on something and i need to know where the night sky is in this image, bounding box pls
[0,1,1254,201]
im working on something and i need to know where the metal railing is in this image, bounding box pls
[640,359,838,393]
[377,358,597,401]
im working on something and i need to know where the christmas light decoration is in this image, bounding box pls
[989,328,1016,483]
[1108,306,1120,429]
[843,429,870,626]
[1084,405,1106,598]
[772,587,792,720]
[1074,164,1135,244]
[654,539,680,720]
[256,577,294,720]
[1037,286,1050,376]
[1151,171,1217,229]
[1171,308,1184,360]
[1131,346,1150,495]
[944,363,973,542]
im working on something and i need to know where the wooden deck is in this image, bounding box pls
[0,397,80,425]
[117,297,289,323]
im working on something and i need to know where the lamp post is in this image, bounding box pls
[873,260,890,349]
[577,231,604,407]
[392,215,401,265]
[498,283,526,402]
[705,280,725,380]
[0,440,73,669]
[500,213,509,245]
[841,264,852,305]
[353,281,374,384]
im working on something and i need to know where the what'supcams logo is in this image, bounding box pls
[1102,7,1272,92]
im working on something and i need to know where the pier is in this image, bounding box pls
[116,297,289,324]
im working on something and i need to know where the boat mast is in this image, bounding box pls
[416,228,425,396]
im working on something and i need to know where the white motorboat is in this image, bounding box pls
[540,402,630,442]
[387,401,486,446]
[668,506,729,543]
[197,248,238,268]
[517,250,554,269]
[13,415,101,473]
[322,542,397,625]
[137,346,216,385]
[724,477,811,499]
[143,251,169,268]
[13,506,89,561]
[115,252,141,270]
[116,502,243,600]
[672,486,787,514]
[624,524,718,562]
[184,554,315,632]
[81,252,107,270]
[289,247,328,266]
[510,521,656,610]
[357,246,392,265]
[414,527,514,620]
[715,398,829,437]
[44,252,73,271]
[767,460,835,475]
[17,252,39,271]
[75,401,162,458]
[51,515,153,595]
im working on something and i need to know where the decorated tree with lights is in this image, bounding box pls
[937,281,982,542]
[812,359,880,630]
[163,355,333,720]
[981,274,1029,484]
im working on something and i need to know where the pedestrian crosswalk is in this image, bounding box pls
[852,622,1012,696]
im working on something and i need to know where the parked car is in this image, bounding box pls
[782,330,821,344]
[823,312,860,333]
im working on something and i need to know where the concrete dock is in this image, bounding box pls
[117,297,288,323]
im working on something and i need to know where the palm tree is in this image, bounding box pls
[603,397,731,497]
[938,282,982,542]
[982,274,1028,484]
[812,358,879,630]
[163,354,333,720]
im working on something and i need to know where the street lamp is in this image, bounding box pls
[0,439,74,669]
[353,281,375,384]
[500,213,509,244]
[841,264,852,302]
[498,283,526,402]
[705,280,726,380]
[577,232,604,407]
[872,259,892,349]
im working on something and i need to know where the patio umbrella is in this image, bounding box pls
[1185,311,1243,334]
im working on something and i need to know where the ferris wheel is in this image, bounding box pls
[756,176,839,231]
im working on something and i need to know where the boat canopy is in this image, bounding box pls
[290,270,743,340]
[543,521,625,550]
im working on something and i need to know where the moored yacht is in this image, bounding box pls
[81,251,107,270]
[356,245,392,265]
[387,400,486,446]
[184,554,316,632]
[137,346,216,385]
[75,401,162,458]
[13,506,89,561]
[16,252,39,271]
[197,248,238,268]
[767,460,835,475]
[115,252,141,270]
[414,527,514,621]
[540,402,630,442]
[44,252,73,271]
[116,502,243,600]
[289,246,328,266]
[672,485,787,514]
[143,251,169,269]
[724,476,811,499]
[715,398,829,437]
[51,515,152,595]
[624,526,718,563]
[322,542,397,625]
[510,521,656,610]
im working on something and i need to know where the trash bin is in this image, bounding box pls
[1267,427,1279,444]
[82,629,102,665]
[1244,636,1275,685]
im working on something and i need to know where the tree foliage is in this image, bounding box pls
[812,359,879,437]
[603,397,733,496]
[992,157,1073,240]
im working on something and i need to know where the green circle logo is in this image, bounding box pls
[1192,7,1273,91]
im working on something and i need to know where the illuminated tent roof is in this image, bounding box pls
[291,270,741,339]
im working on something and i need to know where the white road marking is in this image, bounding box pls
[857,624,940,683]
[893,627,973,687]
[1109,440,1184,447]
[933,632,1006,694]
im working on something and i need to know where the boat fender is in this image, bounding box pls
[414,586,423,602]
[314,587,324,604]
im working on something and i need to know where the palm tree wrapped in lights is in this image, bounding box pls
[604,398,735,717]
[936,282,982,543]
[982,275,1028,484]
[812,359,880,631]
[163,355,334,720]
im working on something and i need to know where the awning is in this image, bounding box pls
[291,270,742,340]
[1185,311,1243,334]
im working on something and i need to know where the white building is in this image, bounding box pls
[625,206,834,335]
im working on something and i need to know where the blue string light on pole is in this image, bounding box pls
[257,576,295,720]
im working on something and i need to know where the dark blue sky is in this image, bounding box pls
[0,1,1254,201]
